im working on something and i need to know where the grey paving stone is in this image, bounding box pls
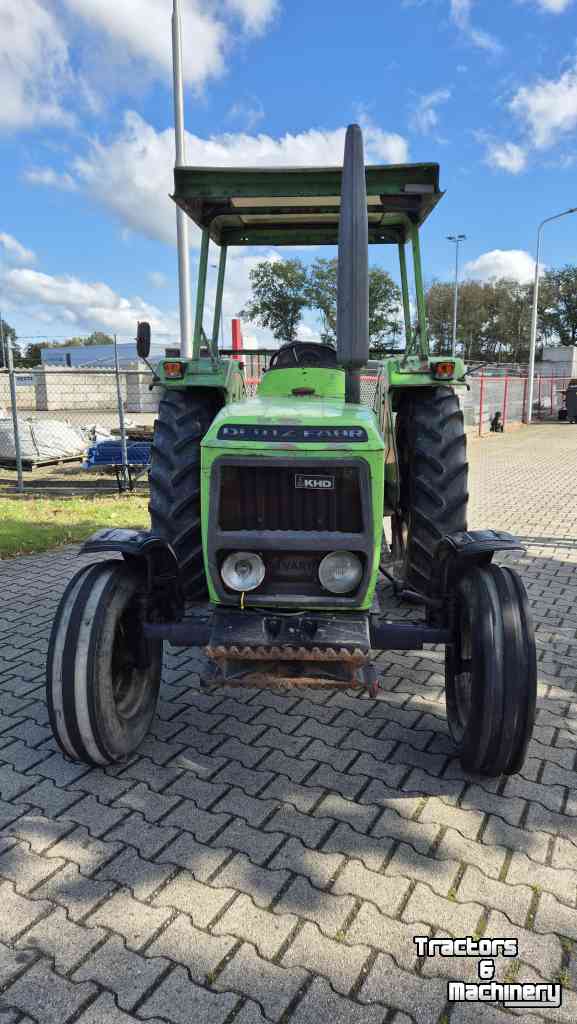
[17,907,106,972]
[75,992,167,1024]
[114,782,181,822]
[282,922,370,995]
[96,847,175,901]
[0,881,51,942]
[0,839,63,893]
[152,872,235,928]
[59,794,128,837]
[274,877,356,938]
[210,852,290,908]
[213,760,274,796]
[269,836,343,888]
[31,861,116,921]
[155,832,231,882]
[89,888,171,950]
[213,892,298,959]
[260,775,324,813]
[290,978,388,1024]
[74,934,168,1010]
[214,787,278,827]
[347,904,427,969]
[161,800,231,841]
[458,864,533,926]
[321,822,393,872]
[138,965,240,1024]
[306,763,368,800]
[264,805,332,847]
[213,819,284,865]
[358,953,446,1024]
[41,825,120,873]
[333,860,411,917]
[0,961,96,1024]
[146,913,236,982]
[214,942,308,1022]
[166,773,231,808]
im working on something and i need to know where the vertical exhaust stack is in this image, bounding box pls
[337,124,369,403]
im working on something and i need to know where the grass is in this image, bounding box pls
[0,495,149,559]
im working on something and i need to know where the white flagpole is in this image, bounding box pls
[172,0,192,359]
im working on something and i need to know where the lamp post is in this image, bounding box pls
[447,234,466,356]
[526,207,577,424]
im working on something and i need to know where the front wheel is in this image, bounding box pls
[46,560,163,766]
[445,564,536,777]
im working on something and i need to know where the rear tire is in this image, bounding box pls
[445,564,536,776]
[46,560,162,766]
[149,389,218,599]
[395,387,468,594]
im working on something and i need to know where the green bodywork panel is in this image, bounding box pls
[387,354,467,388]
[201,393,386,610]
[258,366,346,400]
[155,356,245,401]
[173,163,441,248]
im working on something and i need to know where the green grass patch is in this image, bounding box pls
[0,496,149,559]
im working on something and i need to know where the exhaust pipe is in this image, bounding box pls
[337,124,369,403]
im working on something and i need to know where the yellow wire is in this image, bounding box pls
[241,591,245,610]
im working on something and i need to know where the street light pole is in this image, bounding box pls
[447,234,466,356]
[526,207,577,424]
[172,0,193,360]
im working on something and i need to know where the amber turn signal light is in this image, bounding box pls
[432,360,455,379]
[164,361,185,379]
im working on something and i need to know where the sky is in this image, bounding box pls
[1,0,577,349]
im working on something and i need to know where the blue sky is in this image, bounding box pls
[1,0,577,348]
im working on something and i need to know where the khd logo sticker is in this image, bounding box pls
[294,474,335,490]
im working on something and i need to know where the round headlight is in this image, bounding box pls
[318,551,363,595]
[221,551,265,592]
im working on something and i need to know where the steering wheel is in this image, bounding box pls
[269,342,338,370]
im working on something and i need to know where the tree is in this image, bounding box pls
[240,260,309,343]
[0,317,18,368]
[538,266,577,347]
[306,258,402,353]
[241,256,402,352]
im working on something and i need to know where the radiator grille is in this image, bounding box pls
[219,464,363,533]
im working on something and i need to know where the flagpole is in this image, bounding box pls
[172,0,192,359]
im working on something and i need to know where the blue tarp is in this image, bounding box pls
[85,440,151,467]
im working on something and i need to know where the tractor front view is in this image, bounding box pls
[46,124,537,779]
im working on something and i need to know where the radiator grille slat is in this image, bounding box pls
[219,465,363,533]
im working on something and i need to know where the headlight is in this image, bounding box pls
[221,551,265,592]
[318,551,362,594]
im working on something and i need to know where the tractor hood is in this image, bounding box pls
[202,396,385,452]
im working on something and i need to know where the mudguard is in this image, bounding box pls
[428,529,525,625]
[81,528,184,621]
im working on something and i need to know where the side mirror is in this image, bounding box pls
[136,321,151,359]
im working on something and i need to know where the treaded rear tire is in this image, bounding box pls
[46,560,162,766]
[396,386,468,594]
[149,389,218,599]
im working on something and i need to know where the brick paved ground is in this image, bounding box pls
[1,422,576,1024]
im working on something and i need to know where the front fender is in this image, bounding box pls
[81,529,184,621]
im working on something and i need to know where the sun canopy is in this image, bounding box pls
[172,163,442,247]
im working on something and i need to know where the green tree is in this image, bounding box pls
[240,259,309,343]
[0,317,22,368]
[538,266,577,347]
[306,258,401,353]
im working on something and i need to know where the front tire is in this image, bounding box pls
[445,564,536,777]
[395,387,468,595]
[149,389,218,599]
[46,560,162,766]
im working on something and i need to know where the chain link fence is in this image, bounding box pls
[0,341,571,494]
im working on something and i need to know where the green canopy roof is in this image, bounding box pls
[172,163,442,247]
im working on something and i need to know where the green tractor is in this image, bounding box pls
[46,123,536,778]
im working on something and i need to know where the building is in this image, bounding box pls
[41,342,168,368]
[540,345,577,379]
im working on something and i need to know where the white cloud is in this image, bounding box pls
[450,0,503,54]
[24,168,79,191]
[410,89,451,135]
[225,0,279,34]
[463,249,537,284]
[509,59,577,148]
[0,233,36,266]
[228,98,265,131]
[484,140,527,173]
[148,271,168,288]
[62,0,277,93]
[3,266,175,334]
[70,112,409,247]
[0,0,73,131]
[518,0,572,12]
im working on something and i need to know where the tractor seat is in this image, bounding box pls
[268,342,338,370]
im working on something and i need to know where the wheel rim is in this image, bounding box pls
[110,603,147,722]
[451,604,473,740]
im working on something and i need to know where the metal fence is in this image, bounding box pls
[0,348,571,494]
